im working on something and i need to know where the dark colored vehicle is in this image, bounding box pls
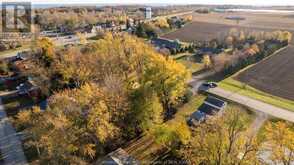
[202,82,218,88]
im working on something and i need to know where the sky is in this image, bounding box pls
[3,0,294,6]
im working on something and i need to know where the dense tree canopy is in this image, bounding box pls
[16,33,190,163]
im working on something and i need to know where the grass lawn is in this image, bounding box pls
[219,77,294,112]
[170,52,192,60]
[168,95,206,125]
[174,54,204,73]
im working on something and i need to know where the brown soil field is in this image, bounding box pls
[162,12,294,43]
[191,12,294,31]
[162,21,272,42]
[236,46,294,101]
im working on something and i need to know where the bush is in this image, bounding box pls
[0,62,9,75]
[183,90,193,103]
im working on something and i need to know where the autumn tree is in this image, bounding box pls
[178,107,261,165]
[154,18,170,29]
[76,32,87,45]
[18,33,190,163]
[15,83,128,164]
[142,53,190,112]
[202,54,212,69]
[151,122,191,148]
[35,37,55,66]
[263,122,294,165]
[130,85,164,133]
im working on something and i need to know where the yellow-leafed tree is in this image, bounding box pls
[264,122,294,165]
[202,54,212,69]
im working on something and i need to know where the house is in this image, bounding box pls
[97,148,139,165]
[187,96,227,126]
[187,111,206,126]
[151,38,181,50]
[204,96,227,111]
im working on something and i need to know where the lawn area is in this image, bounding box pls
[219,77,294,112]
[168,95,205,125]
[173,54,204,73]
[177,58,203,73]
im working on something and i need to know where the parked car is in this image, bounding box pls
[202,82,218,88]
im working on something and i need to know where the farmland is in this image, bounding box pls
[162,12,294,43]
[236,45,294,101]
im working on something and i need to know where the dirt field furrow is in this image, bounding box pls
[236,45,294,100]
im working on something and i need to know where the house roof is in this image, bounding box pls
[204,96,226,109]
[190,111,206,121]
[198,103,219,116]
[151,38,181,49]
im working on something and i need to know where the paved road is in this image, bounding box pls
[0,33,96,60]
[0,99,27,165]
[188,71,215,94]
[147,11,194,22]
[208,87,294,122]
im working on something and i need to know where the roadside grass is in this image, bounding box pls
[219,77,294,112]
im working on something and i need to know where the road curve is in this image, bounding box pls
[208,87,294,123]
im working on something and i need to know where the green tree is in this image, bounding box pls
[143,54,190,111]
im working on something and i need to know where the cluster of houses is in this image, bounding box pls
[187,96,227,126]
[41,7,154,38]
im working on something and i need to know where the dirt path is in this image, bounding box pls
[208,87,294,122]
[0,98,27,165]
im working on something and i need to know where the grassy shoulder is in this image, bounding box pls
[219,77,294,111]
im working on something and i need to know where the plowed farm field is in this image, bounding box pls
[236,46,294,101]
[162,21,274,42]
